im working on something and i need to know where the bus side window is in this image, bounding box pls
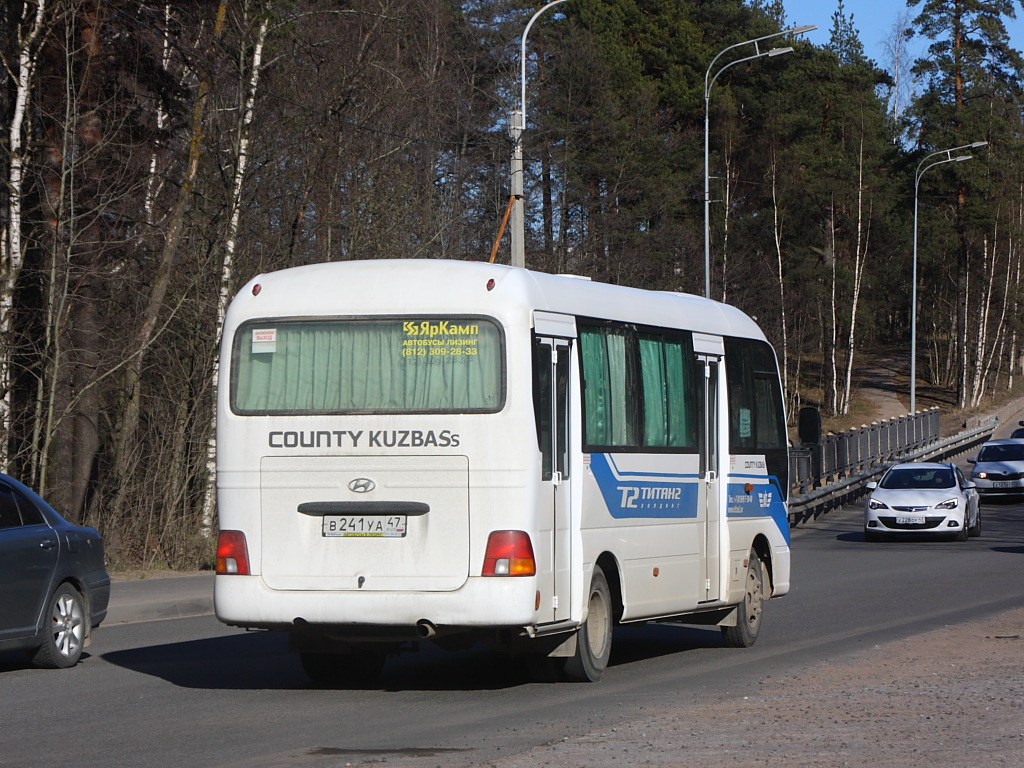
[724,336,788,493]
[578,324,638,450]
[532,339,554,481]
[555,344,570,479]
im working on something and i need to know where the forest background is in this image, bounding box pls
[2,0,1023,568]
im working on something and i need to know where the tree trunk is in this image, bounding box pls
[110,0,228,519]
[840,138,871,416]
[1,0,51,470]
[769,153,789,404]
[202,10,269,529]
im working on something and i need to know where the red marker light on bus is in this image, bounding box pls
[216,530,250,575]
[486,279,495,291]
[482,530,535,576]
[252,283,261,296]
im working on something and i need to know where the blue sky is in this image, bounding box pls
[780,0,1024,69]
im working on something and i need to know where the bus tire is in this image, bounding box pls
[564,565,612,682]
[721,553,764,648]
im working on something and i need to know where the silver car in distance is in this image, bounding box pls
[967,439,1024,498]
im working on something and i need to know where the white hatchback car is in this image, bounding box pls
[967,439,1024,498]
[864,462,980,542]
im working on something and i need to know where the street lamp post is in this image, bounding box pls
[703,25,815,299]
[910,141,988,413]
[511,0,569,269]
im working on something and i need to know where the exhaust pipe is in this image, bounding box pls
[416,619,437,639]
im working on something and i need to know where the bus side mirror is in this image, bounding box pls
[798,407,821,446]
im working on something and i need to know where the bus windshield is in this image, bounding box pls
[231,317,504,414]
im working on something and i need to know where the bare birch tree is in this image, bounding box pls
[202,3,271,527]
[1,0,52,469]
[838,137,872,415]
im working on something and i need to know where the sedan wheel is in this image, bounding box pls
[32,583,86,669]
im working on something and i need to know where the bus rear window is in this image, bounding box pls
[231,317,504,414]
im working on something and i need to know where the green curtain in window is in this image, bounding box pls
[580,326,632,447]
[639,336,694,449]
[233,320,501,413]
[579,329,610,445]
[639,337,668,446]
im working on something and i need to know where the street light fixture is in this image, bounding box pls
[910,140,988,413]
[704,25,816,299]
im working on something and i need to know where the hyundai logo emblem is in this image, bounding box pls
[348,478,375,493]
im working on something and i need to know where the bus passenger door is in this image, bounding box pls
[533,336,572,623]
[697,354,722,602]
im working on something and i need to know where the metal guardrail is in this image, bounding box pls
[787,410,998,526]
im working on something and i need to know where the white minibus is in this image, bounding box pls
[214,259,790,684]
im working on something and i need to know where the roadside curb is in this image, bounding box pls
[105,573,215,624]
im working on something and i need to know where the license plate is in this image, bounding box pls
[992,481,1020,488]
[896,516,925,525]
[322,515,407,538]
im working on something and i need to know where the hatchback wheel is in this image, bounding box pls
[968,509,981,537]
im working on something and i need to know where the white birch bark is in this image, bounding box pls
[202,12,270,529]
[970,235,994,407]
[975,227,1012,407]
[840,138,870,415]
[1,0,50,469]
[769,152,789,403]
[1009,236,1021,390]
[1010,182,1024,390]
[145,4,173,224]
[958,260,970,408]
[827,199,839,416]
[721,135,734,303]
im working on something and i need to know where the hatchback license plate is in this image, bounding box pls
[895,516,925,525]
[992,481,1020,488]
[322,515,407,538]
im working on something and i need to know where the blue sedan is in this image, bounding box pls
[0,474,110,668]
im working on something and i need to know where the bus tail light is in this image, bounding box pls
[482,530,536,576]
[216,530,250,575]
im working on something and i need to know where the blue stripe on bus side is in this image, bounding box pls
[589,453,700,519]
[726,477,790,545]
[589,453,790,542]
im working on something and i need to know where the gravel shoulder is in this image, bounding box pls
[486,608,1024,768]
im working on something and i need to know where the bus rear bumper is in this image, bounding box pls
[214,573,543,632]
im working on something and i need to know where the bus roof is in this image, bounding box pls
[229,259,767,341]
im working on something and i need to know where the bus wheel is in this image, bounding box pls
[721,553,764,648]
[300,648,386,687]
[564,565,612,682]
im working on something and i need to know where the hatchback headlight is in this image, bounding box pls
[935,498,959,510]
[868,498,888,510]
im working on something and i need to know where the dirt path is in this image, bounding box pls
[854,356,908,422]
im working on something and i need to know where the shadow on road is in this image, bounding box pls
[99,621,723,692]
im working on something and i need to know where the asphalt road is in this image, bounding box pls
[2,496,1023,768]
